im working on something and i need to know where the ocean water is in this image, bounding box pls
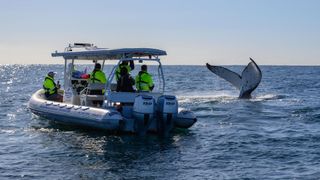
[0,64,320,179]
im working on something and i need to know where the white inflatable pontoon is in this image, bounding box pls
[29,43,197,135]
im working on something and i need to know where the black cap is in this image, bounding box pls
[95,63,101,69]
[121,61,128,65]
[48,71,56,77]
[141,65,147,71]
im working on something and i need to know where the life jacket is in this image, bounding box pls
[43,76,57,97]
[135,71,154,91]
[115,64,131,81]
[90,70,107,84]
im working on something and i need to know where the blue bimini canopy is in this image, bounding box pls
[51,48,167,60]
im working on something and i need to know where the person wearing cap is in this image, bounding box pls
[90,63,106,84]
[43,72,63,102]
[116,67,135,92]
[115,60,134,81]
[135,65,154,92]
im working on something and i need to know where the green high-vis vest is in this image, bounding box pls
[43,76,57,95]
[90,70,107,84]
[115,64,131,81]
[135,71,154,91]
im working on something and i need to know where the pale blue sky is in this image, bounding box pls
[0,0,319,65]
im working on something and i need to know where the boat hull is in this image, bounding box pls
[175,110,197,129]
[29,89,197,134]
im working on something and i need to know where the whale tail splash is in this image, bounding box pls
[206,58,262,98]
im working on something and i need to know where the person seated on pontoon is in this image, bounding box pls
[89,63,106,95]
[116,67,135,92]
[43,71,63,102]
[115,60,134,81]
[135,65,154,92]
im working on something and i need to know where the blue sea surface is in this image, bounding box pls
[0,65,320,179]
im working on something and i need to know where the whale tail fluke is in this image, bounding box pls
[206,58,262,98]
[206,63,242,89]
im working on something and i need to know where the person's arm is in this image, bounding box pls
[116,79,120,92]
[44,80,53,91]
[130,76,135,85]
[135,75,139,90]
[112,64,122,81]
[48,80,58,91]
[129,60,134,70]
[100,71,107,84]
[56,81,61,89]
[147,75,154,91]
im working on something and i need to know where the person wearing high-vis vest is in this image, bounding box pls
[43,71,63,102]
[115,60,134,81]
[135,65,154,92]
[90,63,106,84]
[89,63,107,96]
[116,67,135,92]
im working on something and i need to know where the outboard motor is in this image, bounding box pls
[156,95,178,136]
[133,95,155,135]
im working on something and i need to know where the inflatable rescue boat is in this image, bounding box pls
[29,43,197,135]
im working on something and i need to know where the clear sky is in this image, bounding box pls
[0,0,319,65]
